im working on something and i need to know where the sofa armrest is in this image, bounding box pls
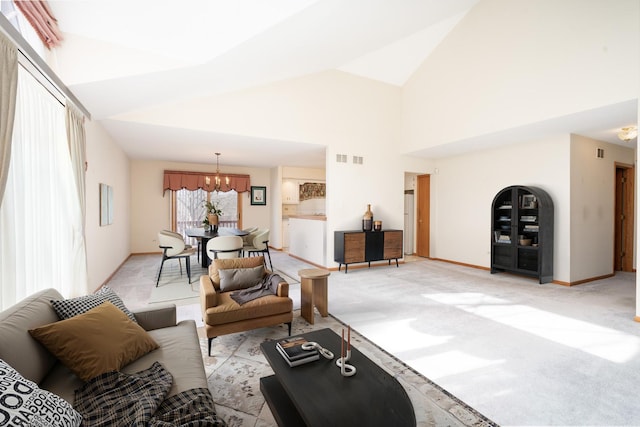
[132,304,176,331]
[200,275,218,310]
[276,280,289,298]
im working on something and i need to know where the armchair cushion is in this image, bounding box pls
[208,256,265,290]
[29,302,159,382]
[218,265,264,292]
[203,292,293,326]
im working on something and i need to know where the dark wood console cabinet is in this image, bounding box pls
[335,230,403,273]
[491,185,554,284]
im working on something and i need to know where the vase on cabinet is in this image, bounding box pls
[362,204,373,231]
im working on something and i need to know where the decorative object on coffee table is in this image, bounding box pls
[336,326,356,377]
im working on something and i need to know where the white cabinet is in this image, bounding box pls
[289,217,326,266]
[282,180,299,204]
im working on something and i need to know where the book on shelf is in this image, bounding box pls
[275,336,319,367]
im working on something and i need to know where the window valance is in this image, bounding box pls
[163,170,251,193]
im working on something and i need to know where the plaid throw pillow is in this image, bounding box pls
[51,286,137,322]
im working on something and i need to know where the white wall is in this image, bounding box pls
[570,135,635,282]
[84,120,130,290]
[431,137,571,281]
[130,160,272,253]
[402,0,639,152]
[118,71,422,267]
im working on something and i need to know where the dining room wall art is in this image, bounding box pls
[251,186,267,206]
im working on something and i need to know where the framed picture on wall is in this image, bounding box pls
[522,194,537,209]
[100,183,114,225]
[251,186,267,205]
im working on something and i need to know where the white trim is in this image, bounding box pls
[0,13,91,118]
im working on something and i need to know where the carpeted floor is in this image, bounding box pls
[106,250,640,426]
[107,253,494,426]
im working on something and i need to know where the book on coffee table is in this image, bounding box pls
[275,336,319,367]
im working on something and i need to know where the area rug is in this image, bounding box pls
[149,262,207,304]
[197,309,496,427]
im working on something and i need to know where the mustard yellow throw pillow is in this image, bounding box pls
[29,301,159,382]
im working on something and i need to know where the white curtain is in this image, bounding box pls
[0,67,87,309]
[0,32,18,206]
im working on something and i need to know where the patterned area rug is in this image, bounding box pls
[197,309,496,427]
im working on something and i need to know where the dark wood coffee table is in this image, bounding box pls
[260,328,416,427]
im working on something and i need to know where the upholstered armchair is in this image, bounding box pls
[199,256,293,356]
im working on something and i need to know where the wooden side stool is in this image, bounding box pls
[298,268,330,324]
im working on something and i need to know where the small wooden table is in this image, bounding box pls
[298,268,330,324]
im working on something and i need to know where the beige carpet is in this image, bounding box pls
[195,307,494,427]
[107,254,495,427]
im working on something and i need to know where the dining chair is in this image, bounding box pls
[206,236,244,260]
[156,230,196,286]
[243,229,273,271]
[241,226,259,246]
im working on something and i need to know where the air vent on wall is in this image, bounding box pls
[336,154,347,163]
[596,148,604,159]
[353,156,363,165]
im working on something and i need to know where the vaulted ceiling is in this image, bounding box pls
[42,0,636,168]
[45,0,479,167]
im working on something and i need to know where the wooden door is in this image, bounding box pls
[614,164,634,272]
[416,174,430,258]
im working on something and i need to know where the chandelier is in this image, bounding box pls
[205,152,229,192]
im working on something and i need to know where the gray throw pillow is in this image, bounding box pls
[219,266,265,292]
[50,286,137,322]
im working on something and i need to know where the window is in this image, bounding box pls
[172,189,241,245]
[0,67,86,308]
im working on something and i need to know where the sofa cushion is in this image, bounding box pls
[40,320,207,403]
[29,302,159,382]
[218,265,264,292]
[50,285,137,322]
[209,256,265,290]
[0,359,82,427]
[0,288,63,384]
[204,292,293,326]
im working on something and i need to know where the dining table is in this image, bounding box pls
[186,227,249,267]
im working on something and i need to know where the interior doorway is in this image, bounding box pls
[416,174,430,258]
[614,164,634,272]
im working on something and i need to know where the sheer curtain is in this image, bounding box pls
[0,67,87,309]
[0,32,18,205]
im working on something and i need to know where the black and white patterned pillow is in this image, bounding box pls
[50,286,137,323]
[0,359,82,427]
